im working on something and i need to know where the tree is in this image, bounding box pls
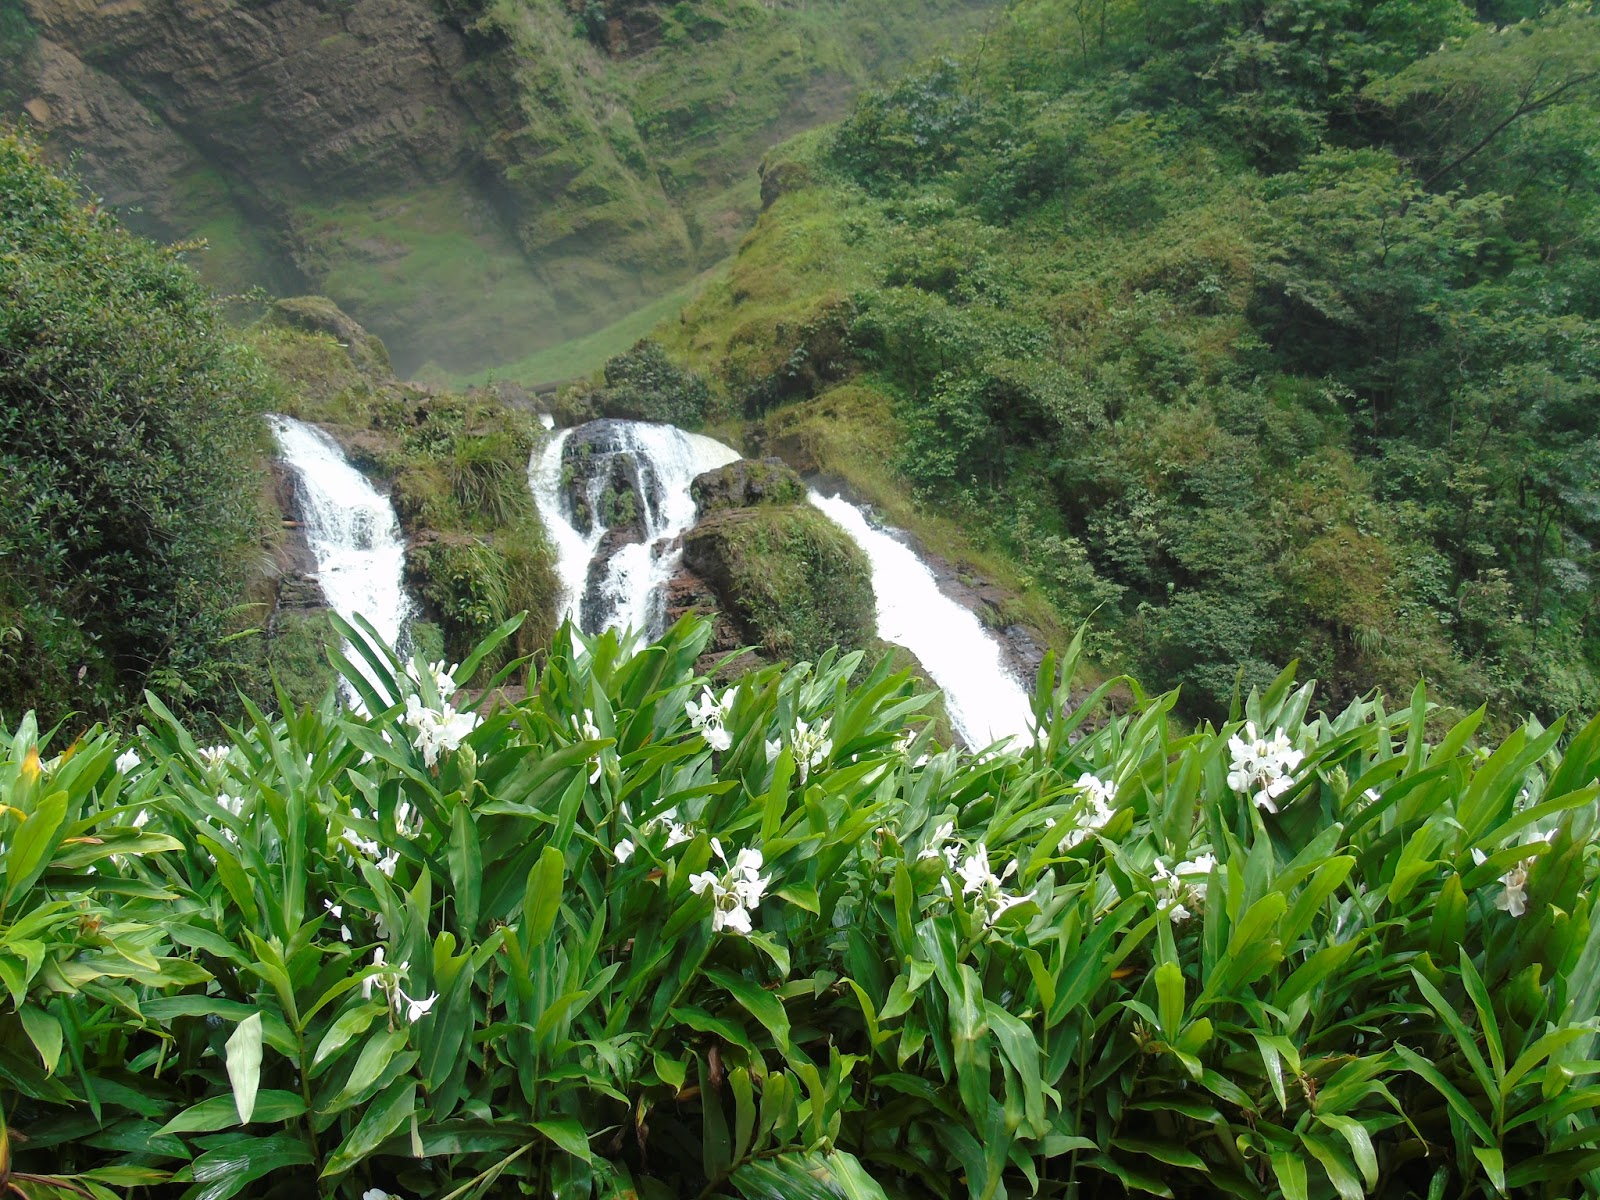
[0,130,270,725]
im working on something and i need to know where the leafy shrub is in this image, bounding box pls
[7,614,1600,1197]
[832,59,979,190]
[0,130,271,726]
[595,339,712,427]
[405,520,556,667]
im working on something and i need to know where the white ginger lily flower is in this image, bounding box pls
[360,947,386,999]
[575,709,605,783]
[402,694,481,768]
[115,749,141,775]
[1473,829,1553,918]
[1226,723,1304,812]
[641,805,694,848]
[689,839,772,935]
[686,686,736,752]
[406,659,459,701]
[954,844,1034,928]
[918,821,956,861]
[1054,773,1118,849]
[1153,852,1217,922]
[614,838,635,864]
[399,988,438,1023]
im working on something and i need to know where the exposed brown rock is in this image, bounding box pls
[266,461,326,612]
[690,457,804,519]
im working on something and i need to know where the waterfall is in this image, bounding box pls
[268,414,412,667]
[526,417,1034,748]
[527,421,739,635]
[809,491,1035,749]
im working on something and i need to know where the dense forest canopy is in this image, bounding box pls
[671,0,1600,725]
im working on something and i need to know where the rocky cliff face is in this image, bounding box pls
[4,0,1000,377]
[6,0,690,371]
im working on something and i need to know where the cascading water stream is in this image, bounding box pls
[527,418,1033,747]
[527,421,739,635]
[808,491,1035,749]
[268,414,412,685]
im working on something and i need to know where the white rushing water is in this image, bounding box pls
[527,421,739,635]
[268,414,412,660]
[809,491,1035,749]
[526,417,1034,747]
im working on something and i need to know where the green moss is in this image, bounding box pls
[406,519,558,670]
[684,505,874,662]
[265,611,340,709]
[691,457,806,514]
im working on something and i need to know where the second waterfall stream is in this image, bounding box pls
[529,419,1034,748]
[268,414,412,688]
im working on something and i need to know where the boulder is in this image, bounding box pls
[683,506,873,663]
[691,457,805,519]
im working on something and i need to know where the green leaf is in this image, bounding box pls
[1301,1131,1363,1200]
[155,1090,306,1135]
[310,1004,384,1077]
[6,791,68,904]
[708,967,791,1056]
[320,1079,418,1177]
[1473,1146,1507,1195]
[1395,1044,1496,1144]
[449,802,483,935]
[1271,1151,1309,1200]
[1114,1137,1208,1171]
[654,1050,687,1091]
[187,1132,313,1200]
[321,1028,407,1115]
[225,1013,264,1125]
[1318,1115,1379,1188]
[523,845,565,946]
[828,1149,891,1200]
[17,1003,62,1074]
[1154,961,1184,1038]
[535,1117,593,1162]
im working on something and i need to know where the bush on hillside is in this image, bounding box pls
[0,129,270,726]
[596,339,712,426]
[5,614,1600,1198]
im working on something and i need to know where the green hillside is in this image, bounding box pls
[662,0,1600,725]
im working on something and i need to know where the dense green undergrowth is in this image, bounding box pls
[0,129,273,728]
[4,613,1600,1198]
[665,0,1600,728]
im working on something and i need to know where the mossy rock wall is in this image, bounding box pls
[253,299,561,674]
[682,504,873,663]
[691,456,805,516]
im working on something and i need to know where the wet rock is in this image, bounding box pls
[683,506,873,663]
[691,457,805,519]
[662,556,754,678]
[266,461,325,611]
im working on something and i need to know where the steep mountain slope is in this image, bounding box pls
[1,0,1001,374]
[661,2,1600,724]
